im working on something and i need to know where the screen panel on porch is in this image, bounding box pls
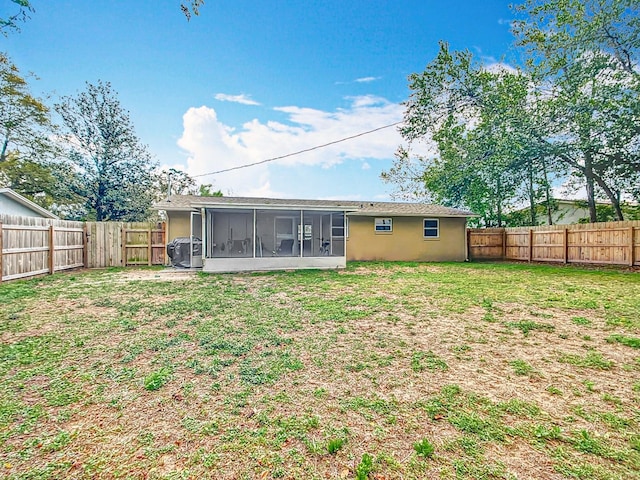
[205,208,345,260]
[255,209,299,257]
[255,210,345,258]
[206,209,253,258]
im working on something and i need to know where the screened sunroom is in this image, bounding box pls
[198,204,347,273]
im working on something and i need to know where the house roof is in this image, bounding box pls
[0,188,59,219]
[154,195,477,218]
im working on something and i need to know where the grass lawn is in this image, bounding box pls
[1,262,639,479]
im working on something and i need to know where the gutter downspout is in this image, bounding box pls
[465,218,470,262]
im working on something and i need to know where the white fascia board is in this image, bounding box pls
[197,203,355,212]
[346,212,478,218]
[0,188,59,219]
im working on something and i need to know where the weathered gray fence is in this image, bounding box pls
[0,214,166,282]
[0,214,85,281]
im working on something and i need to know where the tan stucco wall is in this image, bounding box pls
[346,216,467,262]
[167,211,192,242]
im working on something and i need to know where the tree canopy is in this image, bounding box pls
[55,81,158,222]
[0,0,33,36]
[1,2,215,220]
[180,1,205,21]
[383,0,640,226]
[1,1,206,34]
[0,52,53,163]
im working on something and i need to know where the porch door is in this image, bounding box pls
[190,212,203,268]
[274,217,296,256]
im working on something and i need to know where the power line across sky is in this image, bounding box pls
[192,121,403,178]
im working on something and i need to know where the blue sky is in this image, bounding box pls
[3,0,516,200]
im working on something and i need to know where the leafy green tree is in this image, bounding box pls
[513,0,640,221]
[55,80,157,221]
[385,1,639,225]
[0,152,84,216]
[0,0,33,36]
[0,51,77,214]
[383,43,542,226]
[181,0,205,20]
[154,168,198,199]
[198,183,222,197]
[2,1,204,33]
[0,52,53,163]
[153,168,222,200]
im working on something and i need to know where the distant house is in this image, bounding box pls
[154,195,477,273]
[0,188,58,219]
[512,199,639,226]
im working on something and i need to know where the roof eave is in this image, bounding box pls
[0,188,59,219]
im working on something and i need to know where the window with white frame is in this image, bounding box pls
[423,218,439,238]
[374,217,392,232]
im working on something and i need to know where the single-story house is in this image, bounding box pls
[154,195,477,273]
[0,188,59,219]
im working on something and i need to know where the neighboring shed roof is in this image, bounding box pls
[0,188,59,219]
[154,195,477,218]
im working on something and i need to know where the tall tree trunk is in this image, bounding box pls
[496,176,503,228]
[584,151,598,223]
[542,159,553,225]
[528,158,536,226]
[593,175,625,221]
[0,133,9,163]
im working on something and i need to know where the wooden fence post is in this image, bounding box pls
[563,227,569,264]
[502,229,507,260]
[630,226,635,267]
[48,225,55,274]
[0,222,3,283]
[162,221,167,266]
[121,227,126,266]
[83,224,88,268]
[466,228,471,261]
[528,229,533,262]
[147,227,152,266]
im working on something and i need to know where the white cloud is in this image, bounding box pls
[361,162,371,170]
[176,96,405,197]
[355,76,380,83]
[214,93,261,106]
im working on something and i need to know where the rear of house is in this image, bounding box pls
[154,196,475,272]
[346,204,469,262]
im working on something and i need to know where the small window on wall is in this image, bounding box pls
[423,218,439,238]
[374,217,392,232]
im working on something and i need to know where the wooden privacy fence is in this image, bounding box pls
[121,226,166,266]
[0,215,85,282]
[1,214,166,282]
[85,221,166,268]
[468,220,640,267]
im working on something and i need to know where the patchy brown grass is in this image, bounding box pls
[0,263,639,479]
